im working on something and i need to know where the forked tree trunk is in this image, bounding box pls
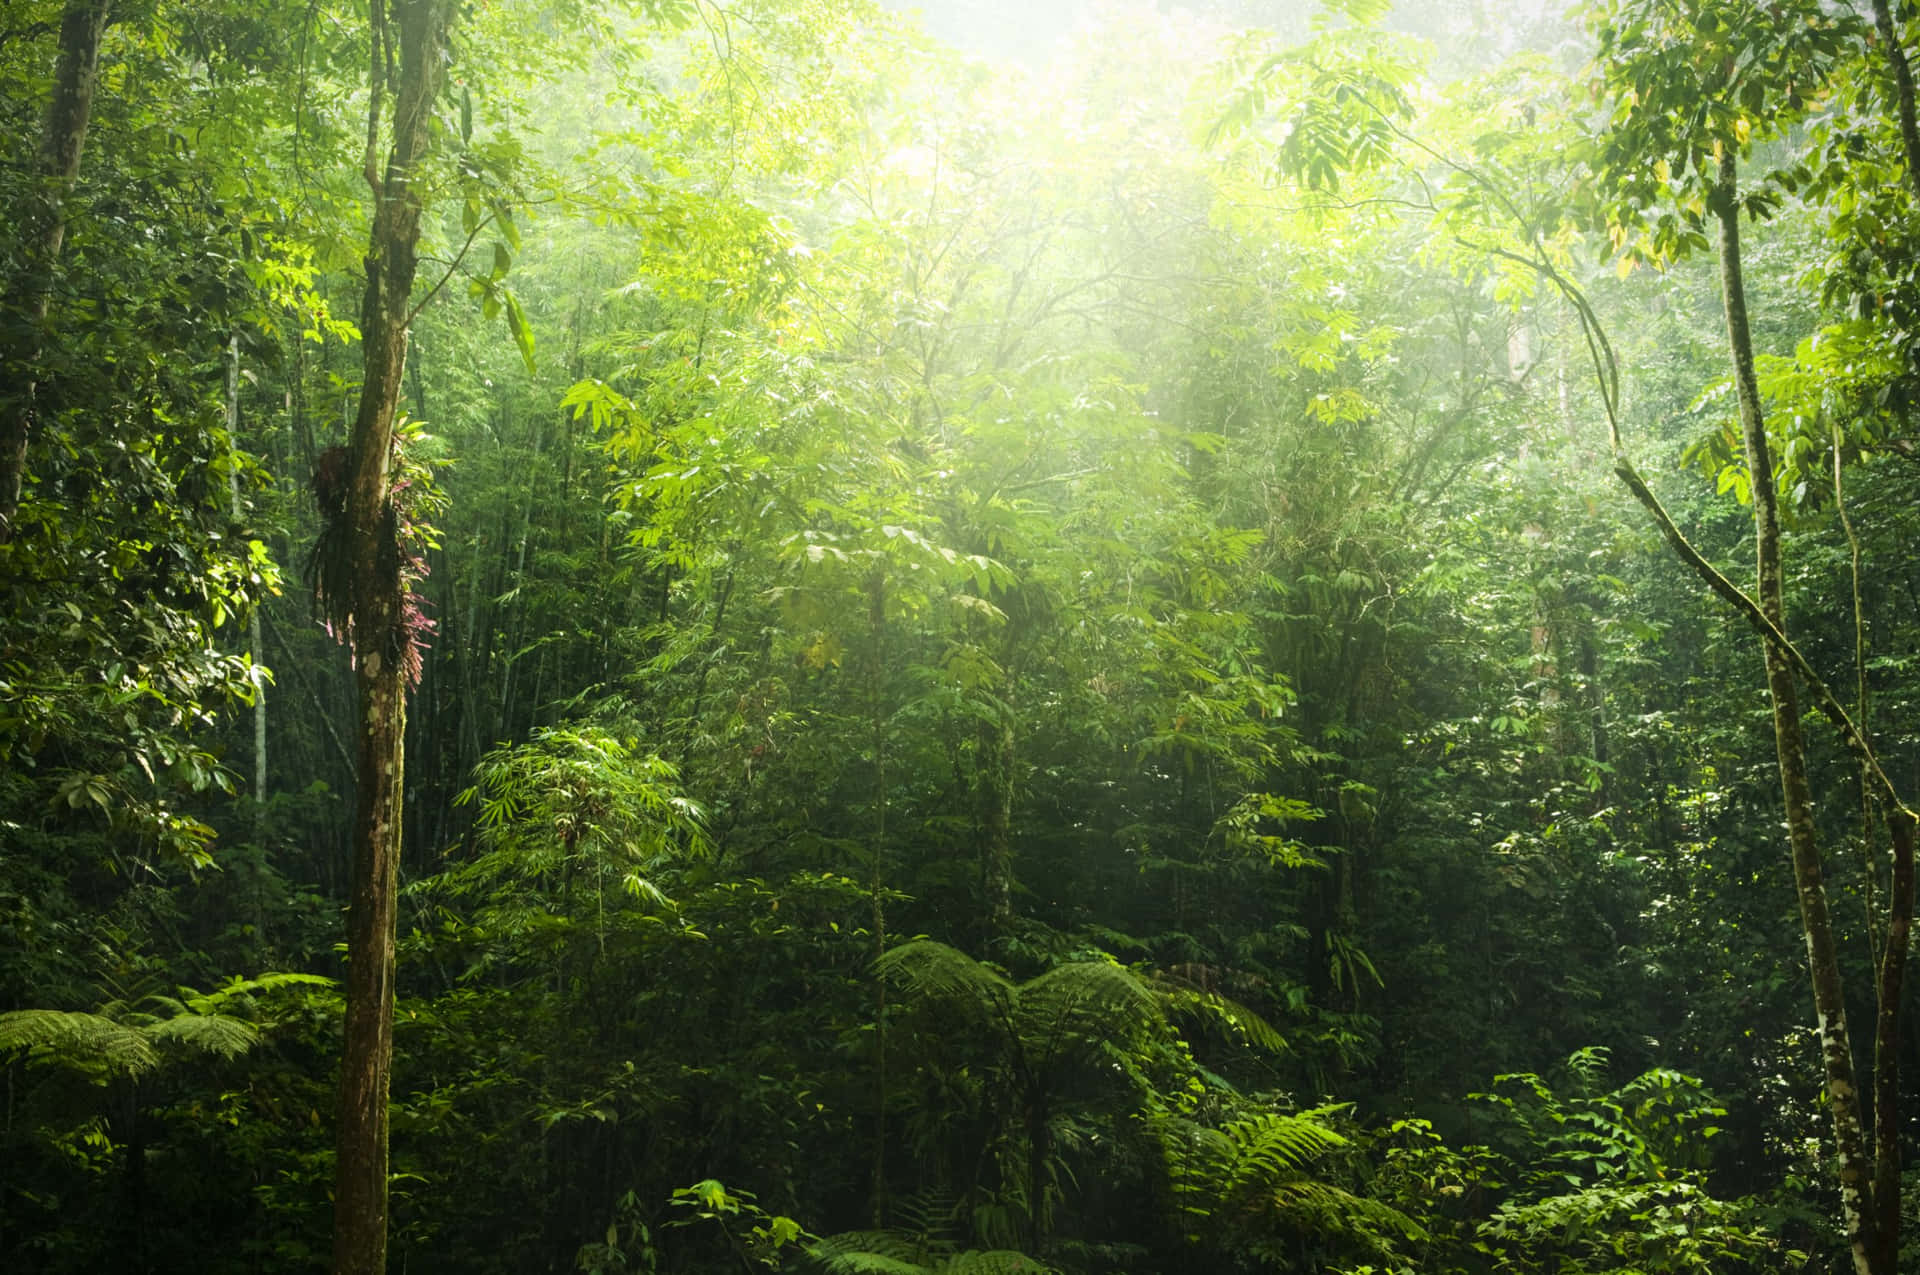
[331,4,453,1274]
[1714,152,1883,1275]
[0,0,112,542]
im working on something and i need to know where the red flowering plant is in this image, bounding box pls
[307,419,444,685]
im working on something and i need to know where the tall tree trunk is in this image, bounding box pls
[1863,13,1920,1265]
[869,568,890,1229]
[330,4,452,1274]
[225,336,270,816]
[1871,0,1920,197]
[979,709,1015,933]
[1025,1086,1049,1255]
[0,0,111,542]
[227,335,271,955]
[1715,152,1880,1275]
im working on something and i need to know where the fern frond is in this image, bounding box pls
[810,1230,931,1275]
[1159,979,1291,1055]
[1017,960,1159,1066]
[813,1254,926,1275]
[0,1010,159,1076]
[942,1250,1055,1274]
[184,972,336,1016]
[810,1236,1054,1275]
[888,1187,964,1247]
[147,1013,261,1059]
[878,941,1016,1029]
[1269,1179,1427,1242]
[1223,1111,1350,1195]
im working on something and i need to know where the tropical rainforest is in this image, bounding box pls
[4,0,1920,1271]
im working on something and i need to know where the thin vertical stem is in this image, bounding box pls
[1834,424,1880,968]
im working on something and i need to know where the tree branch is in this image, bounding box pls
[406,209,495,327]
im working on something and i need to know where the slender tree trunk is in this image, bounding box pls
[331,5,452,1274]
[1863,12,1920,1264]
[226,335,271,955]
[0,0,111,541]
[869,569,890,1229]
[1715,153,1880,1275]
[1025,1087,1049,1255]
[979,709,1015,933]
[225,336,270,816]
[1871,812,1915,1273]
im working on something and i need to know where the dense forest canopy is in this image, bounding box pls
[4,0,1920,1271]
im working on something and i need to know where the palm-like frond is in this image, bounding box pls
[1016,960,1160,1069]
[941,1250,1054,1274]
[0,970,315,1079]
[0,1010,159,1076]
[146,1012,261,1059]
[1268,1179,1426,1243]
[878,940,1016,1035]
[1163,1106,1424,1256]
[183,972,335,1016]
[809,1230,1055,1275]
[811,1229,933,1275]
[1218,1112,1350,1199]
[1154,970,1292,1056]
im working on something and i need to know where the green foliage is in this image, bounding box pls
[0,971,331,1080]
[452,725,708,899]
[1583,0,1857,267]
[9,2,1920,1274]
[1159,1104,1423,1269]
[878,940,1164,1075]
[1469,1050,1782,1273]
[1207,22,1423,192]
[811,1229,1054,1275]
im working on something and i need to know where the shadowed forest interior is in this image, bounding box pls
[5,0,1920,1271]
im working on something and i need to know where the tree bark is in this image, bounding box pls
[869,569,890,1229]
[1871,0,1920,200]
[0,0,112,542]
[979,709,1015,933]
[330,5,452,1274]
[1715,152,1881,1275]
[1861,33,1920,1255]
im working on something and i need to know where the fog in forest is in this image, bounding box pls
[3,1,1919,1272]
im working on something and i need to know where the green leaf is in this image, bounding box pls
[1321,0,1391,25]
[503,288,536,375]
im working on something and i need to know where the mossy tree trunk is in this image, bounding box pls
[331,4,453,1274]
[1713,151,1883,1275]
[0,0,111,542]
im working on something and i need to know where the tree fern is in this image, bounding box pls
[810,1228,1054,1275]
[0,971,328,1078]
[1219,1111,1352,1199]
[876,940,1016,1028]
[811,1230,930,1275]
[940,1251,1051,1275]
[1016,960,1159,1070]
[878,941,1170,1252]
[0,1010,158,1077]
[1161,1106,1423,1260]
[144,1012,260,1059]
[1156,978,1293,1056]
